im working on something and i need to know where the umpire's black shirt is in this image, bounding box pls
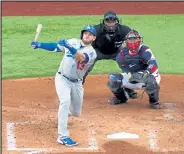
[92,23,132,55]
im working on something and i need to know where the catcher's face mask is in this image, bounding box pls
[125,30,143,55]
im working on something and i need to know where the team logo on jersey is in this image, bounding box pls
[129,64,136,68]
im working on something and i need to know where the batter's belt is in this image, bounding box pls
[58,72,83,83]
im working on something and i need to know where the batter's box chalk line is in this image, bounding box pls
[6,121,99,154]
[148,129,159,151]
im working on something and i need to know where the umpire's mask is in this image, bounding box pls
[102,11,119,33]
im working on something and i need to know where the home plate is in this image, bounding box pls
[107,132,139,139]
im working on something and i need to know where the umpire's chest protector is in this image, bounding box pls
[116,45,149,73]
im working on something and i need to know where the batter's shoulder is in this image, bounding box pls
[67,38,81,46]
[89,45,96,53]
[67,38,80,44]
[85,46,97,59]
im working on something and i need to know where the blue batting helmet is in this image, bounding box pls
[80,25,96,39]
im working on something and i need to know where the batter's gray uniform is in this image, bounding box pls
[55,38,97,138]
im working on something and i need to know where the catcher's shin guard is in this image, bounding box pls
[150,102,162,109]
[148,89,162,109]
[111,88,129,104]
[109,96,127,105]
[143,75,162,109]
[124,88,137,99]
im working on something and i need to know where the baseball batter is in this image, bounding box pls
[31,25,97,146]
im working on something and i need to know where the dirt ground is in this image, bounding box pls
[2,74,184,154]
[2,2,184,154]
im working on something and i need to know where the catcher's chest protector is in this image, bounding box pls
[116,45,149,73]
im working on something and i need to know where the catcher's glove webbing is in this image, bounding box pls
[129,72,160,95]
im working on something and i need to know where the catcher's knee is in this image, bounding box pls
[107,74,123,92]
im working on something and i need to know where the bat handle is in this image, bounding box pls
[34,33,39,41]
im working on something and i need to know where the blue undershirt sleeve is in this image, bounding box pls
[38,42,61,52]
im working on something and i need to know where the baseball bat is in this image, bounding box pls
[34,24,42,41]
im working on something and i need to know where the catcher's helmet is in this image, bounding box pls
[80,25,96,39]
[125,29,143,55]
[103,11,119,33]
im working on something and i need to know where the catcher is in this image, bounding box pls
[107,30,162,109]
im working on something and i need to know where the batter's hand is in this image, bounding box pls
[31,41,40,49]
[74,52,85,63]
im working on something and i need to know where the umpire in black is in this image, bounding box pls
[83,10,137,99]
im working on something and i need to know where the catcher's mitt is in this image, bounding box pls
[129,71,160,94]
[129,72,149,83]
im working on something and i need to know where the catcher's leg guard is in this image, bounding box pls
[107,74,129,104]
[148,90,162,109]
[124,88,137,99]
[109,88,129,105]
[145,76,162,109]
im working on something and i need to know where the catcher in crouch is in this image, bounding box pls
[107,30,161,109]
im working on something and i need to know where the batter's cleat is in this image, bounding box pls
[57,137,78,146]
[150,102,162,109]
[108,97,127,105]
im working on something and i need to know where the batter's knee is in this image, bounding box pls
[59,99,70,106]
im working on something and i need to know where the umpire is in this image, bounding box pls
[83,10,137,98]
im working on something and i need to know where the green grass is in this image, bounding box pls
[2,15,184,80]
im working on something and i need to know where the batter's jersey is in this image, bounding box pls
[116,44,158,74]
[57,38,97,80]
